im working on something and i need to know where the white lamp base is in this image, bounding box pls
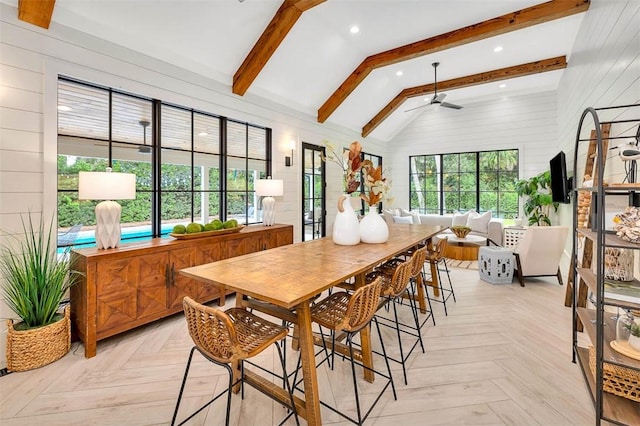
[262,196,276,226]
[95,200,122,249]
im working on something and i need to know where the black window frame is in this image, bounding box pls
[56,76,271,248]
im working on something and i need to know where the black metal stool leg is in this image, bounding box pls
[275,342,299,426]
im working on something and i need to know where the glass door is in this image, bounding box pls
[302,143,325,241]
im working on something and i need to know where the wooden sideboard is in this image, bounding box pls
[70,224,293,358]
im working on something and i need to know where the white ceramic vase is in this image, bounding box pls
[360,205,389,244]
[332,194,360,245]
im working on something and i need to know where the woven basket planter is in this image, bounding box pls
[6,305,71,372]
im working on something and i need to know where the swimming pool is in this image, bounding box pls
[60,224,176,251]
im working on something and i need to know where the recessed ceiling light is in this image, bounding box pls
[424,98,430,102]
[494,46,503,53]
[57,105,72,111]
[198,131,208,136]
[350,25,359,34]
[396,70,403,76]
[499,83,507,88]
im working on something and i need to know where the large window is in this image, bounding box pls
[57,77,270,247]
[410,149,518,218]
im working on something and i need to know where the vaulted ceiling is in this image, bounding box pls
[13,0,590,142]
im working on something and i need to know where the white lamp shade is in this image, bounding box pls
[78,171,137,200]
[255,179,283,197]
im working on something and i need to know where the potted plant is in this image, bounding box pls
[1,214,81,371]
[626,322,640,351]
[514,170,559,226]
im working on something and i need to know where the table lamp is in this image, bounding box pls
[78,168,136,249]
[255,177,283,226]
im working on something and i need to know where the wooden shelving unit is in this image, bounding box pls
[571,104,640,425]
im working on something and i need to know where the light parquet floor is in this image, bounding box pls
[0,266,594,425]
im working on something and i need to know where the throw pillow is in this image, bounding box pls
[393,215,413,224]
[452,211,470,227]
[467,211,492,233]
[410,211,421,224]
[400,209,422,224]
[382,209,396,225]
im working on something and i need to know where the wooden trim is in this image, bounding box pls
[232,0,326,96]
[362,56,567,137]
[18,0,56,29]
[318,0,590,123]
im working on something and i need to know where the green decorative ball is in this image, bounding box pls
[172,224,187,234]
[211,219,224,230]
[186,222,202,234]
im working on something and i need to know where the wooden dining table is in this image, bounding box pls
[180,223,444,426]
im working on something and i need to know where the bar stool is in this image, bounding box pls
[404,244,436,327]
[370,251,428,385]
[171,297,298,426]
[424,238,456,316]
[309,277,396,426]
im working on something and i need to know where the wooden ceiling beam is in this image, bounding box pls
[233,0,326,96]
[18,0,56,29]
[319,0,590,123]
[362,56,568,138]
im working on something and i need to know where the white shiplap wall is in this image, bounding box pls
[0,3,386,368]
[388,90,559,211]
[557,0,640,228]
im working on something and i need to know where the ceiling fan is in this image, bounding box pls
[91,120,152,152]
[405,62,463,112]
[138,120,151,153]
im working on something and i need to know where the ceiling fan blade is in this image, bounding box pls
[440,101,463,110]
[433,93,446,104]
[404,103,430,113]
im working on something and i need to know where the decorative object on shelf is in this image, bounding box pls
[78,168,137,249]
[359,160,392,244]
[451,226,471,238]
[577,175,592,228]
[589,346,640,403]
[514,170,559,226]
[604,248,635,281]
[1,214,81,371]
[333,194,360,245]
[627,320,640,351]
[610,339,640,361]
[256,177,283,226]
[613,206,640,243]
[616,310,635,342]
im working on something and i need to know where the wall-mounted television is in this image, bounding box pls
[550,151,571,204]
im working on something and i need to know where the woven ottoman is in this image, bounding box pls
[478,246,515,284]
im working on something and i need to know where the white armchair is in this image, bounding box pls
[513,226,569,287]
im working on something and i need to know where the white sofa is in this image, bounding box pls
[384,209,504,246]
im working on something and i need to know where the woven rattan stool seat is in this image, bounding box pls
[311,277,382,333]
[184,300,288,363]
[305,277,396,425]
[173,297,297,426]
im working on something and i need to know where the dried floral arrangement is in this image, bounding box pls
[321,140,362,194]
[360,160,393,207]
